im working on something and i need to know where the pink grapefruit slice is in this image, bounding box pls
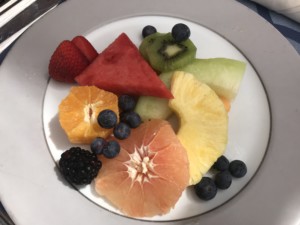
[94,119,189,218]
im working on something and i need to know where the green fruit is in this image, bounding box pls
[140,33,197,72]
[139,32,164,60]
[134,73,172,121]
[159,58,246,100]
[134,96,170,122]
[135,58,246,121]
[177,58,246,100]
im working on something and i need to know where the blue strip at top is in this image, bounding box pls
[238,0,300,54]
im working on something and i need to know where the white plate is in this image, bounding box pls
[0,0,300,225]
[43,15,270,221]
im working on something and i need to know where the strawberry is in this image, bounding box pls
[48,40,89,83]
[71,36,98,62]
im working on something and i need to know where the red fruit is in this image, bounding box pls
[75,33,173,99]
[71,36,98,62]
[49,40,89,83]
[95,119,189,217]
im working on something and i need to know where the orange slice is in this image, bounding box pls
[95,119,189,218]
[58,86,119,144]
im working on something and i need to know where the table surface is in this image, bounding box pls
[0,0,299,224]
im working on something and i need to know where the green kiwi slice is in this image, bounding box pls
[142,33,197,72]
[139,32,164,60]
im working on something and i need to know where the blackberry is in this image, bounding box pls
[212,155,230,171]
[59,147,102,185]
[194,177,217,201]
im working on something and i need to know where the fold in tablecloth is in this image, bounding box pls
[252,0,300,22]
[0,0,299,224]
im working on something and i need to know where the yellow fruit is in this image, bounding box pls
[59,86,119,144]
[169,72,228,185]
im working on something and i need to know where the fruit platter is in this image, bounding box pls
[1,1,300,225]
[43,16,270,220]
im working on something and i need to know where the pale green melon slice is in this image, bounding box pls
[135,58,246,121]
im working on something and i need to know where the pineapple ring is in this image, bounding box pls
[169,71,228,185]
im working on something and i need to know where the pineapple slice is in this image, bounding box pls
[169,72,228,185]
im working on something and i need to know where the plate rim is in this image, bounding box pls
[0,0,300,225]
[43,15,272,222]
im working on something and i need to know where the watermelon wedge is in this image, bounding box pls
[75,33,173,99]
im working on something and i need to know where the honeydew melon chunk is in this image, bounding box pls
[178,58,246,100]
[134,73,172,121]
[135,58,246,121]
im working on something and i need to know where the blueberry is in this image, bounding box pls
[90,137,107,155]
[97,109,117,129]
[214,171,232,189]
[171,23,191,42]
[102,140,120,159]
[118,95,136,112]
[142,25,157,38]
[119,111,128,121]
[229,160,247,178]
[194,177,217,201]
[113,122,131,140]
[212,155,230,171]
[120,111,142,128]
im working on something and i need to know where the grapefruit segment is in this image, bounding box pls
[95,119,189,218]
